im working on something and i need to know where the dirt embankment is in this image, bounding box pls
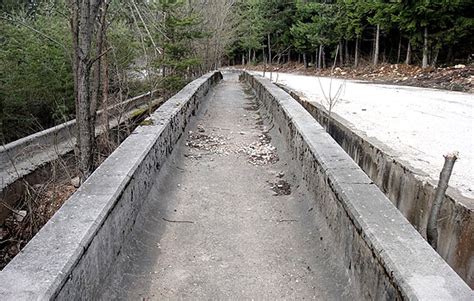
[240,62,473,93]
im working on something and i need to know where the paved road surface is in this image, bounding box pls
[99,72,353,299]
[258,71,474,198]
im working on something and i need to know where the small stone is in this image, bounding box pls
[71,176,80,188]
[33,184,43,190]
[14,210,27,222]
[0,227,8,240]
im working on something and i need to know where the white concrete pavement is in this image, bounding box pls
[257,71,474,198]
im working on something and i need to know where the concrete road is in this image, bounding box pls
[99,72,353,300]
[258,71,474,198]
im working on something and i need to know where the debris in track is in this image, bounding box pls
[185,127,230,158]
[240,132,279,165]
[196,124,205,133]
[270,179,292,196]
[277,219,297,223]
[162,217,194,224]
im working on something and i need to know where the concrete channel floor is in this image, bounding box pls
[99,72,354,300]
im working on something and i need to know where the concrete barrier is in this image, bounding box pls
[0,71,222,300]
[0,90,160,224]
[278,85,473,288]
[241,71,472,300]
[0,90,157,170]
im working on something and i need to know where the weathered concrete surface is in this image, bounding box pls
[1,70,472,300]
[0,90,161,224]
[280,85,474,288]
[242,71,473,300]
[98,71,353,300]
[0,72,221,300]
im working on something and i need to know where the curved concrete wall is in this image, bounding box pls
[0,90,157,170]
[0,90,160,224]
[241,72,472,300]
[280,85,473,288]
[0,72,222,300]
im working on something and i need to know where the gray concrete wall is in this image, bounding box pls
[242,71,473,300]
[278,85,473,289]
[0,90,160,224]
[0,72,222,300]
[0,90,157,170]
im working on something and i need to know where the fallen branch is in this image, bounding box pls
[162,217,194,224]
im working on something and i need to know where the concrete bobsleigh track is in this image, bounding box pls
[0,70,471,300]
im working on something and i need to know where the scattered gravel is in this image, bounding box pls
[240,133,279,165]
[270,179,292,196]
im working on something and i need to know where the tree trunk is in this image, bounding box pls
[397,35,402,63]
[339,41,344,66]
[431,47,439,67]
[373,24,380,65]
[354,37,359,68]
[345,40,349,65]
[247,48,251,65]
[267,33,271,65]
[332,43,339,72]
[322,48,326,69]
[405,41,411,65]
[318,45,323,70]
[91,2,108,130]
[422,27,429,68]
[71,0,103,181]
[427,152,458,250]
[303,53,308,68]
[315,49,319,69]
[102,41,109,139]
[446,46,453,64]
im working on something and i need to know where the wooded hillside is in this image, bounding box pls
[0,0,237,144]
[0,0,472,173]
[228,0,473,69]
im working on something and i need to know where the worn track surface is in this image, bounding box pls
[99,72,353,300]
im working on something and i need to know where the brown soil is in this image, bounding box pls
[239,62,473,93]
[0,101,161,270]
[0,181,76,269]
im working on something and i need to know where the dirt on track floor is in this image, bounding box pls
[99,71,354,300]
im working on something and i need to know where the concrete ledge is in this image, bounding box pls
[0,91,161,224]
[242,71,473,300]
[0,90,157,170]
[0,71,222,300]
[278,85,473,288]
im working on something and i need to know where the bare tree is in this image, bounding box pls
[70,0,105,180]
[422,27,429,68]
[317,76,346,131]
[373,24,380,65]
[405,41,412,65]
[192,0,237,71]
